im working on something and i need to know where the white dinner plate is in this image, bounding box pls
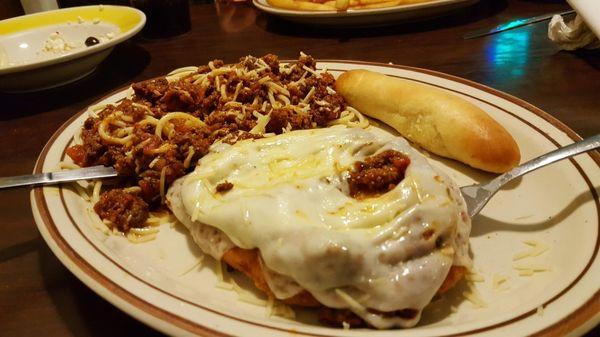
[31,61,599,337]
[252,0,478,26]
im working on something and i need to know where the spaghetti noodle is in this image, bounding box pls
[65,53,369,241]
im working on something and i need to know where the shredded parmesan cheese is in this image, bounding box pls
[231,82,243,102]
[302,65,317,75]
[266,297,296,319]
[126,232,157,243]
[513,263,552,276]
[267,89,277,107]
[513,264,552,271]
[231,279,268,306]
[335,289,368,317]
[129,226,159,235]
[266,81,290,96]
[537,305,544,316]
[466,273,485,282]
[59,162,80,170]
[250,111,271,134]
[148,157,160,169]
[302,86,316,103]
[492,273,509,291]
[179,256,204,276]
[216,281,234,290]
[463,287,487,308]
[513,240,550,261]
[518,269,535,276]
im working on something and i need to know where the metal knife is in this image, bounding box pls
[0,166,118,189]
[463,9,576,40]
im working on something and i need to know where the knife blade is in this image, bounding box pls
[0,165,118,189]
[463,10,576,40]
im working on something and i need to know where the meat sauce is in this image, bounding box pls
[67,54,346,231]
[215,181,234,193]
[347,150,411,198]
[94,189,149,232]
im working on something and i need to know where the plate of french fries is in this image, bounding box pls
[253,0,477,25]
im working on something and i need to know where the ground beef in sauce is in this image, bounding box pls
[94,189,149,232]
[347,150,411,198]
[132,78,170,101]
[215,181,233,193]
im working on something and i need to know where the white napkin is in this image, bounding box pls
[548,14,600,50]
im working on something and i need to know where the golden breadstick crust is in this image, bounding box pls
[335,69,521,173]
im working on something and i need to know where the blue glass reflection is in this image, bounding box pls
[485,26,532,80]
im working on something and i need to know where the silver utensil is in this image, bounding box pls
[461,134,600,217]
[463,9,576,40]
[0,165,118,189]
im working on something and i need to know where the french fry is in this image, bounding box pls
[350,0,391,5]
[355,0,404,9]
[267,0,433,11]
[335,0,350,10]
[358,0,431,5]
[267,0,334,11]
[353,0,429,5]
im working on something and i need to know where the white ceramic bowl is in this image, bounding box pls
[0,5,145,92]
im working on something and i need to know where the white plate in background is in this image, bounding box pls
[252,0,478,26]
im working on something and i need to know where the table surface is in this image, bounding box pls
[1,1,598,336]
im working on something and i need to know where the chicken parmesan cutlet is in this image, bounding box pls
[167,126,472,329]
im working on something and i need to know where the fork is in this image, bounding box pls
[461,134,600,217]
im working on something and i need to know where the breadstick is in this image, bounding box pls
[335,69,520,173]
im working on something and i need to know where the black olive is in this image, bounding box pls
[85,37,100,47]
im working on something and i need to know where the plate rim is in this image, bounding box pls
[31,60,600,337]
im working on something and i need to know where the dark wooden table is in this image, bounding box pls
[0,1,598,336]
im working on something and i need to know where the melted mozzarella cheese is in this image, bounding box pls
[167,126,471,328]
